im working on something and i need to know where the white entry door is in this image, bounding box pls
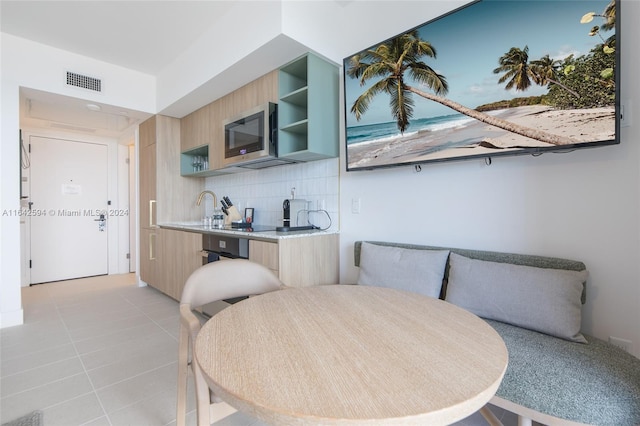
[30,136,109,284]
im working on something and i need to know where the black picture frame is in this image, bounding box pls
[343,0,619,171]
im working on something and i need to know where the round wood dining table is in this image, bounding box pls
[194,285,508,425]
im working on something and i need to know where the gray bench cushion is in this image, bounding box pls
[357,242,449,298]
[446,253,588,342]
[488,319,640,425]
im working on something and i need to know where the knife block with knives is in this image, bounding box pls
[221,196,243,225]
[224,206,243,225]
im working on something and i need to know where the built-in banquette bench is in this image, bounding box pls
[353,241,640,426]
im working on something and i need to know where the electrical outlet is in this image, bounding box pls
[620,99,632,128]
[609,336,632,353]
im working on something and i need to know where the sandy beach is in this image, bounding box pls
[347,105,616,169]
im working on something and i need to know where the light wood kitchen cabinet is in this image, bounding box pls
[138,114,202,294]
[249,240,279,276]
[139,142,156,228]
[250,233,338,287]
[180,103,211,152]
[158,228,202,300]
[180,70,278,175]
[179,55,338,176]
[180,104,211,177]
[139,228,158,287]
[140,115,156,148]
[139,116,158,287]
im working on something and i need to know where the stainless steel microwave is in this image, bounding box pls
[223,102,280,168]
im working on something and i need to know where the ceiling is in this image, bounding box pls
[1,1,236,138]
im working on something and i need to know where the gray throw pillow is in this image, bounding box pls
[357,242,449,298]
[445,252,588,343]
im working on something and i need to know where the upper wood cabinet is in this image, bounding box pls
[139,115,156,148]
[180,104,211,153]
[180,71,278,176]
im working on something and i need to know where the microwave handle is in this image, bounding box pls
[270,104,278,154]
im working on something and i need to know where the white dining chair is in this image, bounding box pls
[176,259,283,426]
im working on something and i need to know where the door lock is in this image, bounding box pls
[94,213,106,232]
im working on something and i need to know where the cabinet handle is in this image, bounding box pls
[149,200,157,228]
[149,233,156,260]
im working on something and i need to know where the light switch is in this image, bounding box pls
[351,198,361,214]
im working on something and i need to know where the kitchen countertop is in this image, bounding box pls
[159,222,338,241]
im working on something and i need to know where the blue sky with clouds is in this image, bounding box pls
[344,0,614,126]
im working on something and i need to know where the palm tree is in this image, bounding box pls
[493,47,579,98]
[530,55,580,98]
[347,31,447,133]
[493,46,533,92]
[347,32,575,146]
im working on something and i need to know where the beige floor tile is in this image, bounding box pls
[1,357,85,397]
[155,315,181,339]
[1,343,77,377]
[96,362,178,413]
[41,392,106,426]
[137,299,181,322]
[73,322,167,355]
[80,416,111,426]
[118,286,176,307]
[0,321,71,358]
[107,385,182,426]
[67,313,153,341]
[86,340,177,389]
[0,373,93,423]
[81,330,176,371]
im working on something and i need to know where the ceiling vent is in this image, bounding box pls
[66,71,102,92]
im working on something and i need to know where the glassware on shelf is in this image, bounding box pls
[192,156,208,173]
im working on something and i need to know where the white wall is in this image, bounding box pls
[0,34,156,327]
[157,2,282,111]
[329,1,640,357]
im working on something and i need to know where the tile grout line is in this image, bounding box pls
[83,289,181,422]
[117,288,182,343]
[49,285,115,426]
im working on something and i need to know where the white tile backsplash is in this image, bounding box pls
[203,159,340,230]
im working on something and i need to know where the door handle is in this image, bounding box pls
[149,233,156,260]
[149,200,157,228]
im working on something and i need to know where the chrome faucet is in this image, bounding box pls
[196,190,217,213]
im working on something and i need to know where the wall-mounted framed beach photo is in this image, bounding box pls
[343,0,619,172]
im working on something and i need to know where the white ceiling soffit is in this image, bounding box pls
[20,87,152,139]
[0,1,232,75]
